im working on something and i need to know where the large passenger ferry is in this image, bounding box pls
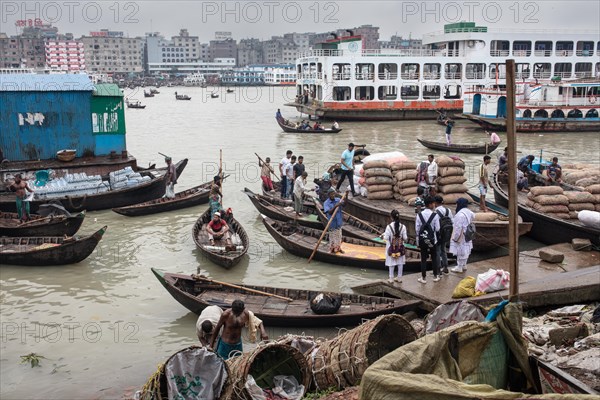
[289,22,599,121]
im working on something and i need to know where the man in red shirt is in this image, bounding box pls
[206,212,232,247]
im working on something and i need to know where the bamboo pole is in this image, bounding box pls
[192,275,293,302]
[506,59,519,301]
[308,192,347,263]
[219,149,223,200]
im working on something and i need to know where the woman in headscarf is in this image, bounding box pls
[449,198,475,273]
[384,209,407,283]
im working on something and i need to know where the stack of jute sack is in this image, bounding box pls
[391,161,418,201]
[586,184,600,212]
[561,164,600,188]
[363,160,394,200]
[436,155,471,204]
[563,189,597,218]
[525,186,570,219]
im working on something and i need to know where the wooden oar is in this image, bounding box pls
[308,191,347,263]
[20,216,57,226]
[192,275,293,302]
[219,149,223,200]
[255,153,281,182]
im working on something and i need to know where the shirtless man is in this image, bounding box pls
[210,300,268,360]
[9,174,34,222]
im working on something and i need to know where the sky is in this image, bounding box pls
[1,0,599,41]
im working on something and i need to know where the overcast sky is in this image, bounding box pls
[2,1,599,40]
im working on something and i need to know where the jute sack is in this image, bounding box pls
[363,160,390,170]
[364,168,393,178]
[407,197,419,206]
[367,190,394,200]
[473,212,497,222]
[366,176,394,186]
[554,213,571,220]
[568,203,595,212]
[526,200,569,213]
[439,184,469,194]
[585,184,600,194]
[596,204,600,212]
[528,194,569,206]
[569,211,579,219]
[398,187,418,197]
[437,175,467,185]
[575,177,600,188]
[563,191,595,204]
[391,161,417,171]
[393,193,404,201]
[595,194,600,204]
[437,155,465,168]
[439,166,466,177]
[394,170,417,181]
[442,193,471,204]
[564,170,600,185]
[396,179,419,189]
[368,184,394,193]
[529,186,564,197]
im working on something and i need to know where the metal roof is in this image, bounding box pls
[93,83,124,97]
[0,74,95,92]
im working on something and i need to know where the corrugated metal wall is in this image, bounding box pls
[0,91,94,161]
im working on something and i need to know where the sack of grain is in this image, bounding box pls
[391,161,417,171]
[568,203,595,212]
[596,204,600,212]
[442,193,471,204]
[528,194,569,206]
[393,193,404,201]
[437,175,467,185]
[575,177,600,188]
[595,194,600,204]
[438,166,466,177]
[563,191,595,204]
[553,213,572,220]
[473,212,498,222]
[586,184,600,194]
[394,170,417,181]
[569,211,579,219]
[529,186,564,197]
[436,155,465,168]
[407,197,419,206]
[439,184,469,194]
[364,168,393,178]
[363,160,390,169]
[399,188,418,198]
[368,184,394,193]
[367,190,394,200]
[531,203,570,214]
[563,170,599,185]
[396,179,418,189]
[366,176,394,186]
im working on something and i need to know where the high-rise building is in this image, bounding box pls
[45,39,86,72]
[237,38,263,67]
[81,30,143,75]
[310,25,380,50]
[380,35,423,50]
[209,37,237,62]
[262,36,298,64]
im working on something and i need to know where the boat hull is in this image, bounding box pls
[0,211,86,237]
[417,138,499,154]
[288,102,462,121]
[461,114,600,133]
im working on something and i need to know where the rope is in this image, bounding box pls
[138,363,165,400]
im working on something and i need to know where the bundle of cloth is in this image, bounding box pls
[391,160,418,202]
[435,155,470,205]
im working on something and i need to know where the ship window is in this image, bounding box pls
[422,85,440,99]
[575,63,593,78]
[355,86,375,100]
[551,109,565,118]
[512,41,532,56]
[378,63,398,80]
[533,63,552,79]
[490,40,509,57]
[445,63,462,79]
[522,109,532,118]
[556,41,574,56]
[332,63,351,80]
[534,109,548,118]
[400,85,419,100]
[516,63,531,79]
[567,109,583,118]
[443,84,461,99]
[423,64,441,80]
[489,63,506,79]
[585,109,598,118]
[378,85,397,100]
[400,63,419,79]
[466,63,485,79]
[317,85,323,101]
[355,63,374,80]
[576,41,594,56]
[534,41,552,57]
[554,63,572,79]
[332,86,351,101]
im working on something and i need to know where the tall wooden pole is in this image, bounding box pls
[506,59,519,300]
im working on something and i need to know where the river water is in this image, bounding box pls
[1,86,597,399]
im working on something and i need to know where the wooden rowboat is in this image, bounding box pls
[0,211,86,237]
[192,208,249,269]
[243,188,323,229]
[112,181,212,217]
[417,138,499,154]
[151,268,422,327]
[261,215,424,272]
[277,118,341,134]
[0,226,106,266]
[491,173,600,246]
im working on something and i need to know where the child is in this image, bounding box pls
[259,157,274,191]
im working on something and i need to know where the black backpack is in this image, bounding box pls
[417,212,436,249]
[436,209,453,245]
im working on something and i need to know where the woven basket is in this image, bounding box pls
[56,149,76,162]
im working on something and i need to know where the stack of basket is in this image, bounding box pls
[525,186,570,219]
[362,160,394,200]
[587,184,600,212]
[436,155,470,204]
[391,161,418,201]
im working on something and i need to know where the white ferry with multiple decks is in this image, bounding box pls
[264,64,296,86]
[290,22,599,120]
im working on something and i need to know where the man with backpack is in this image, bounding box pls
[434,195,453,275]
[450,198,476,273]
[415,196,441,284]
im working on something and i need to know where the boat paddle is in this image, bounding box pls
[255,153,281,182]
[19,216,57,226]
[191,274,293,302]
[308,191,348,263]
[219,149,223,200]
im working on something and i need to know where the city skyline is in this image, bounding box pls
[2,1,599,41]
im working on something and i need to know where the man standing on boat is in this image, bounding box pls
[445,119,454,146]
[487,131,501,145]
[293,171,310,217]
[164,157,177,198]
[275,108,282,121]
[9,174,34,222]
[210,300,268,360]
[293,155,305,181]
[427,154,438,195]
[285,155,297,198]
[479,155,491,212]
[335,143,356,196]
[324,188,345,254]
[279,150,293,199]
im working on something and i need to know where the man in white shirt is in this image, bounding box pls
[415,196,441,284]
[279,150,292,198]
[285,155,296,198]
[427,154,438,195]
[293,171,309,216]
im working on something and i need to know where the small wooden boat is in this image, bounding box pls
[192,208,249,269]
[260,181,315,208]
[530,356,598,395]
[277,118,341,134]
[0,226,107,266]
[144,91,154,98]
[417,138,499,154]
[210,93,219,98]
[491,173,600,246]
[112,181,212,217]
[151,268,422,327]
[56,149,76,162]
[174,92,191,100]
[150,88,160,94]
[261,215,424,271]
[126,100,146,109]
[0,211,86,237]
[226,88,234,93]
[243,188,322,229]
